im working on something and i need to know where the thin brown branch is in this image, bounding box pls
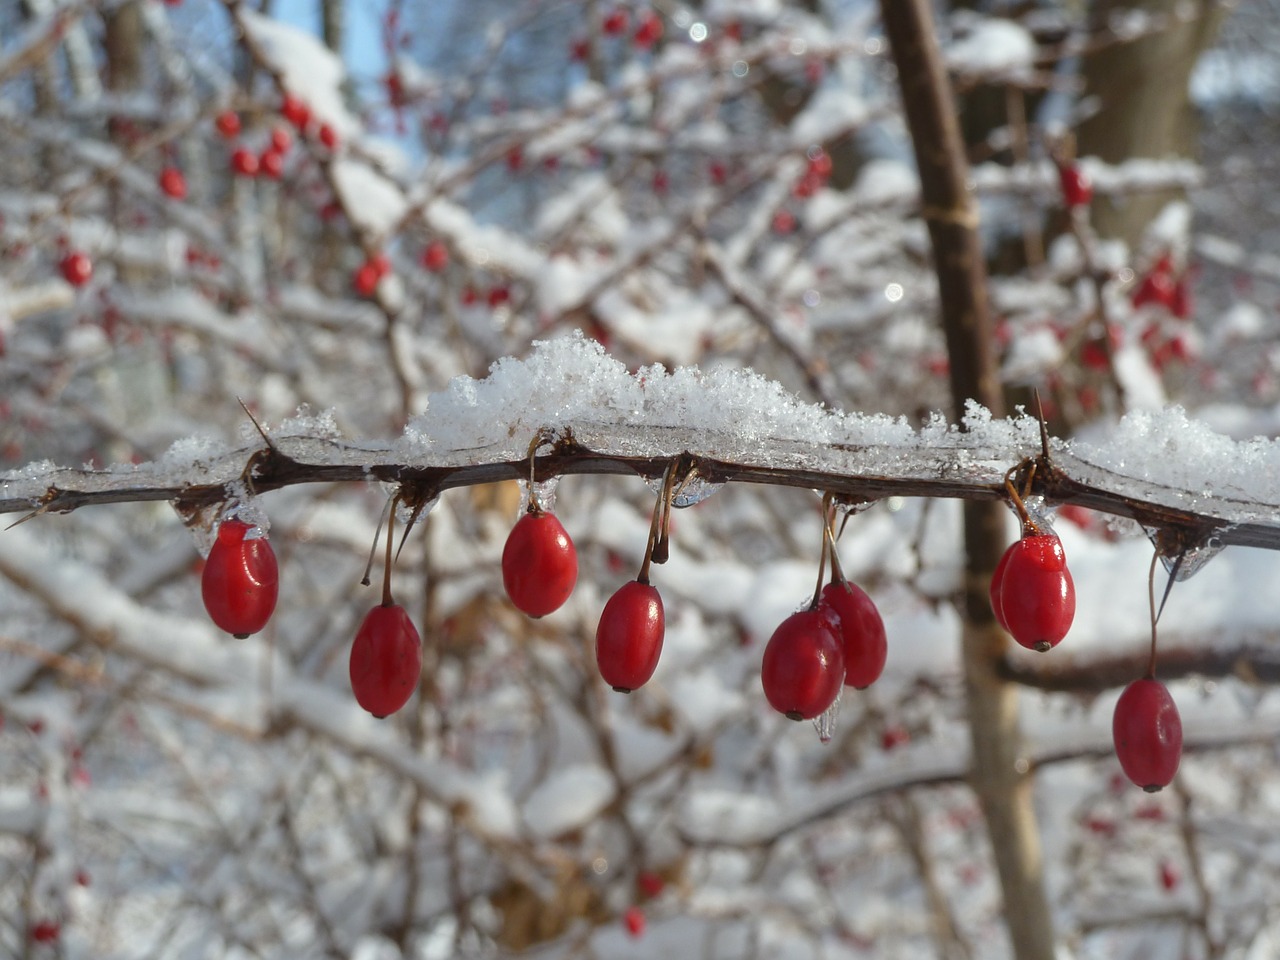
[4,424,1279,548]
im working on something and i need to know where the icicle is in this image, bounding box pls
[518,476,560,514]
[1143,526,1231,581]
[813,688,842,744]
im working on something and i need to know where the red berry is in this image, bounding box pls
[281,94,310,129]
[807,150,833,179]
[487,285,511,307]
[992,534,1075,652]
[353,261,381,296]
[501,510,578,618]
[1113,678,1182,792]
[709,161,728,185]
[75,869,91,887]
[158,166,187,199]
[231,147,258,177]
[369,252,392,278]
[421,240,448,272]
[623,906,645,938]
[201,519,279,638]
[270,126,292,155]
[570,37,591,61]
[1058,162,1092,209]
[1132,270,1177,310]
[602,9,628,35]
[349,603,422,718]
[652,169,669,194]
[771,209,796,234]
[596,580,664,692]
[259,149,284,180]
[317,123,339,150]
[60,251,93,287]
[1159,860,1180,891]
[215,110,241,138]
[760,608,844,720]
[819,581,886,689]
[30,920,60,944]
[633,11,663,49]
[880,723,910,751]
[636,870,665,898]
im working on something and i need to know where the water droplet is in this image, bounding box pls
[813,689,842,744]
[519,477,560,514]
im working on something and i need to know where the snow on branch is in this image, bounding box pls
[3,335,1280,551]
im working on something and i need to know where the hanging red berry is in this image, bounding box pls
[633,11,663,49]
[1058,161,1092,209]
[259,149,284,180]
[158,167,187,199]
[201,518,279,638]
[270,126,293,155]
[992,533,1075,652]
[760,608,844,720]
[1113,677,1182,792]
[421,240,448,272]
[215,110,241,139]
[353,260,381,297]
[602,9,628,35]
[623,906,646,938]
[281,93,311,130]
[501,509,578,617]
[349,603,422,718]
[819,580,886,689]
[596,580,664,692]
[230,147,258,177]
[59,251,93,287]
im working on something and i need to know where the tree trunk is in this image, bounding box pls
[1078,0,1225,248]
[878,3,1056,958]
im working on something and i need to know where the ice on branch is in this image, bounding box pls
[3,335,1280,546]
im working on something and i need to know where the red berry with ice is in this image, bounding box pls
[761,608,844,720]
[502,510,578,618]
[201,518,279,638]
[991,533,1075,652]
[819,580,886,689]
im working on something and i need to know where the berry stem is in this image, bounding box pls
[638,463,676,585]
[361,495,396,586]
[1146,549,1159,680]
[1003,460,1039,536]
[382,493,398,607]
[810,493,833,609]
[824,498,848,586]
[525,428,555,514]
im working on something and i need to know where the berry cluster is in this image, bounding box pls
[761,496,887,724]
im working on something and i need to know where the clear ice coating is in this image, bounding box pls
[1144,525,1231,581]
[813,689,842,744]
[645,468,724,508]
[519,477,560,514]
[1021,495,1056,534]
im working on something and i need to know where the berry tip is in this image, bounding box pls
[1034,640,1052,653]
[785,710,804,722]
[1143,784,1164,794]
[612,685,634,694]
